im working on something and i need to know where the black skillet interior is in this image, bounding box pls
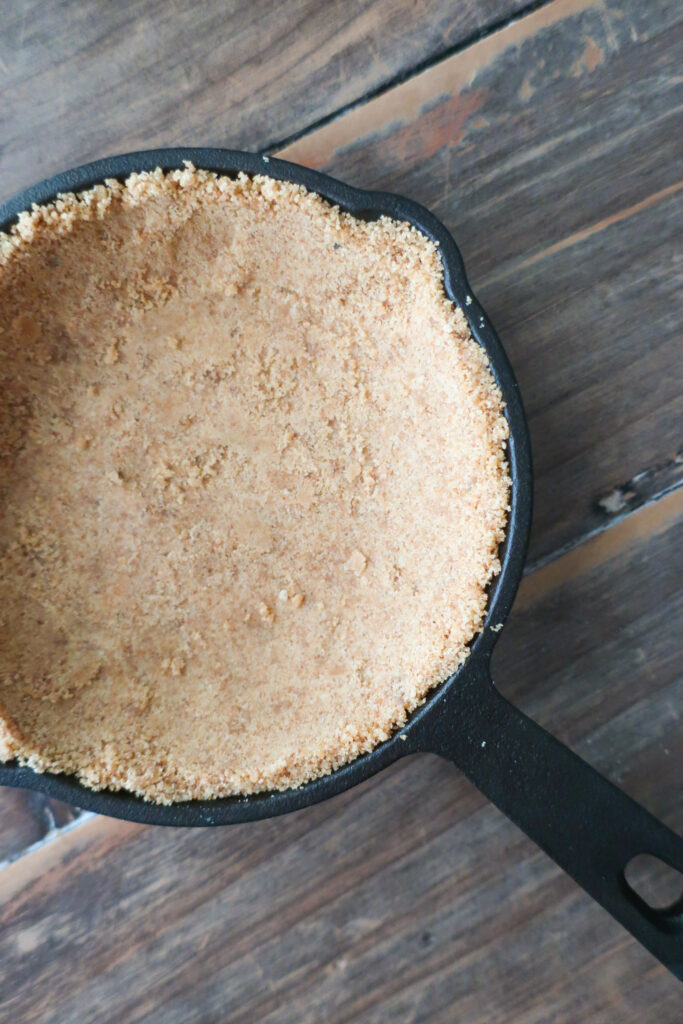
[0,150,681,978]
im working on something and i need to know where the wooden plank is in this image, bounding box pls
[0,790,44,864]
[281,0,683,566]
[0,0,531,205]
[0,489,680,1024]
[0,790,78,866]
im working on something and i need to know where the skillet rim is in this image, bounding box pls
[0,148,532,825]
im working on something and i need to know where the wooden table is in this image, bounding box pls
[1,2,681,1020]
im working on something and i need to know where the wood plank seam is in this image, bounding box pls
[525,450,683,574]
[260,0,556,155]
[0,811,95,873]
[482,181,683,289]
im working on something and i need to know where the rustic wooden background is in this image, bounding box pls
[1,1,681,1020]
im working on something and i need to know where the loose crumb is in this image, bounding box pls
[344,549,368,575]
[258,602,275,624]
[104,343,119,365]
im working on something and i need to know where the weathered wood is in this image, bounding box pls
[1,490,680,1024]
[0,790,79,866]
[282,0,683,566]
[0,789,49,864]
[0,0,529,204]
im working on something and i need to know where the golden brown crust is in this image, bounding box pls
[0,165,509,802]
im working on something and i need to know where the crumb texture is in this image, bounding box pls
[0,166,509,802]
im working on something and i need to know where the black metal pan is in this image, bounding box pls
[0,149,681,977]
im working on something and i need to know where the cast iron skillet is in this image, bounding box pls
[1,149,681,977]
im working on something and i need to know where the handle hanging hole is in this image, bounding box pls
[623,853,683,914]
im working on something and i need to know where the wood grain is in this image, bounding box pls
[0,791,78,865]
[282,0,683,566]
[0,490,680,1024]
[0,0,535,864]
[0,0,530,205]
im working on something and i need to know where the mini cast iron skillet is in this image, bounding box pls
[1,149,682,977]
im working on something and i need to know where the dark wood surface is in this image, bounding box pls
[0,0,529,204]
[1,1,681,1020]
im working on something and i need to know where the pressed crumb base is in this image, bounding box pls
[0,166,509,803]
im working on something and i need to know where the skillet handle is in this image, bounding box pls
[417,660,683,979]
